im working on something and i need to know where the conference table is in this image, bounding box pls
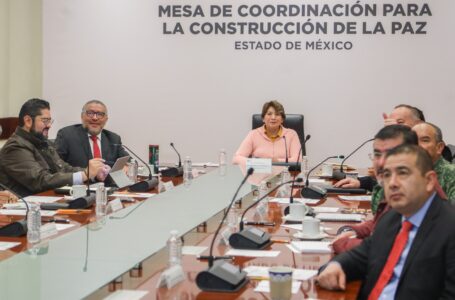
[0,165,370,299]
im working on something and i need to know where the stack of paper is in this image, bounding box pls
[290,241,332,254]
[338,195,372,202]
[244,266,317,281]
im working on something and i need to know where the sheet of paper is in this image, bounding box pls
[290,241,332,254]
[338,195,372,201]
[2,203,27,209]
[246,158,272,174]
[0,210,56,217]
[24,196,62,203]
[182,246,207,256]
[269,197,292,204]
[55,223,76,231]
[111,193,156,198]
[244,266,317,281]
[103,290,148,300]
[254,280,301,294]
[0,242,21,251]
[225,249,280,258]
[312,207,340,213]
[298,198,321,205]
[192,162,219,167]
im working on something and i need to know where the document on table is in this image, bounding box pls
[255,280,301,294]
[289,241,332,254]
[298,198,321,205]
[0,209,56,217]
[103,290,148,300]
[312,207,340,213]
[269,197,292,204]
[225,249,280,258]
[24,196,62,203]
[182,246,207,256]
[0,242,21,251]
[338,195,372,201]
[244,266,317,281]
[55,223,76,231]
[111,192,156,198]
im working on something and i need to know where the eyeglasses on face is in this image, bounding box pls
[84,110,107,118]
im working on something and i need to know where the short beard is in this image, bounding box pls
[30,121,47,140]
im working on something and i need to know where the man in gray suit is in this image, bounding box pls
[55,100,129,168]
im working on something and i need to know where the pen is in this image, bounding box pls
[56,209,92,214]
[43,218,70,224]
[249,276,269,281]
[197,255,234,260]
[271,238,290,244]
[244,221,275,226]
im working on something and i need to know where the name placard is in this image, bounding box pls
[246,158,272,174]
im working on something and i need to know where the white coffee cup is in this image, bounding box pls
[301,216,321,237]
[269,266,293,300]
[289,203,310,220]
[70,185,87,199]
[321,163,333,177]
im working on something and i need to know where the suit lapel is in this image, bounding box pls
[400,197,440,278]
[79,126,92,160]
[100,130,110,161]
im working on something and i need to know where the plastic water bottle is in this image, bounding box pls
[277,169,292,198]
[167,230,182,267]
[183,156,193,182]
[96,183,107,217]
[27,203,41,244]
[299,156,309,180]
[127,158,138,183]
[219,149,227,166]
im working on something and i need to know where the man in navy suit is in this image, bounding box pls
[317,144,455,299]
[55,100,129,168]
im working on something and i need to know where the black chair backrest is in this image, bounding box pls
[252,114,306,156]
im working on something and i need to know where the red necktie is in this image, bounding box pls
[90,135,101,159]
[368,221,413,300]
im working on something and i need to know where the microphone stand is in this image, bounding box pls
[195,168,254,293]
[301,155,344,199]
[332,138,374,180]
[114,144,158,192]
[161,143,184,177]
[229,178,303,250]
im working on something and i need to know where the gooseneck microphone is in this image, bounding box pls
[283,136,288,163]
[196,167,254,293]
[289,134,311,203]
[301,155,345,199]
[160,143,184,177]
[114,144,158,192]
[229,177,303,250]
[170,142,182,168]
[0,182,29,237]
[332,138,374,180]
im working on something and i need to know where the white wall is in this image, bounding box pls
[43,0,455,168]
[0,0,42,118]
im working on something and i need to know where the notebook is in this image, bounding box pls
[315,213,363,222]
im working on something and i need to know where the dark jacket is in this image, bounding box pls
[0,127,84,197]
[55,124,128,168]
[332,195,455,299]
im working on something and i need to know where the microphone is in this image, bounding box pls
[196,167,254,292]
[301,155,345,199]
[160,143,184,177]
[229,177,303,250]
[332,138,374,180]
[113,144,158,192]
[283,136,288,163]
[289,134,311,200]
[0,183,29,237]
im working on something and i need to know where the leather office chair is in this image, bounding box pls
[252,114,306,156]
[443,144,455,163]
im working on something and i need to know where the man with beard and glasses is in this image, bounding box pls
[55,100,128,168]
[0,98,108,197]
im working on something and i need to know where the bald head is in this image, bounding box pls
[389,106,423,128]
[412,122,445,163]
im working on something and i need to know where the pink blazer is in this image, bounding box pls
[232,126,301,165]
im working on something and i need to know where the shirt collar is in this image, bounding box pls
[87,132,102,140]
[263,125,283,140]
[403,192,436,228]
